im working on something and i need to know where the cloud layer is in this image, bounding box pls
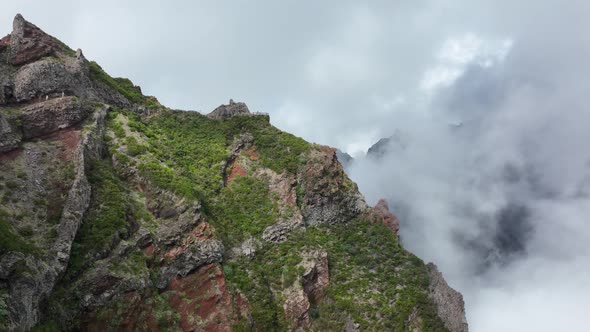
[2,1,589,330]
[346,3,590,330]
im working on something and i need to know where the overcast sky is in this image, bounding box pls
[4,0,575,155]
[2,1,589,331]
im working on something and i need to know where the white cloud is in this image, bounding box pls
[273,100,311,135]
[438,33,485,65]
[421,66,464,91]
[420,34,513,91]
[306,48,371,88]
[371,94,406,114]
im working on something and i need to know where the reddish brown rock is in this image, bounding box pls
[167,264,234,331]
[301,250,330,303]
[82,264,251,332]
[188,221,216,241]
[142,243,157,257]
[244,147,259,160]
[8,14,66,65]
[299,146,368,226]
[164,221,217,261]
[0,146,21,162]
[45,128,82,161]
[227,162,247,184]
[283,284,311,330]
[256,168,299,215]
[373,199,400,235]
[283,250,330,330]
[222,133,253,186]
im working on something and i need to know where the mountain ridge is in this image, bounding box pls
[0,14,467,332]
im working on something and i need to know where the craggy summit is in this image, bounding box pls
[0,14,467,332]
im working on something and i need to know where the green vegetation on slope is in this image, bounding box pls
[224,219,449,331]
[0,209,38,256]
[88,62,159,108]
[66,158,127,277]
[31,104,449,331]
[109,107,311,205]
[210,176,279,248]
[65,158,154,279]
[99,107,447,330]
[223,115,311,175]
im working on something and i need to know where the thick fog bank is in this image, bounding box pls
[346,30,590,331]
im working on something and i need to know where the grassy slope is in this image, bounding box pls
[12,52,449,328]
[73,107,446,331]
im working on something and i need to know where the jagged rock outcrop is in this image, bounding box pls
[427,263,469,332]
[299,145,368,225]
[53,108,108,266]
[208,99,270,121]
[157,234,224,289]
[300,250,329,304]
[208,99,251,120]
[283,250,330,330]
[283,282,312,330]
[144,190,204,245]
[13,54,128,106]
[0,97,93,154]
[371,198,400,235]
[259,168,304,243]
[0,14,130,108]
[14,59,80,102]
[7,14,65,66]
[222,133,254,186]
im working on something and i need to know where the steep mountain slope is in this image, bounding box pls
[0,15,467,331]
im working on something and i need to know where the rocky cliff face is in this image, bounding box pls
[427,263,469,332]
[0,14,134,330]
[5,14,65,66]
[0,14,467,331]
[0,103,107,330]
